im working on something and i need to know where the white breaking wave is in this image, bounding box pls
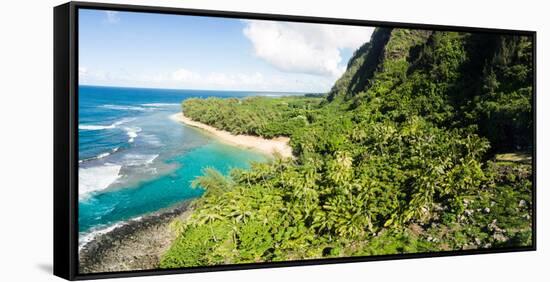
[144,154,158,164]
[78,216,144,250]
[79,147,120,164]
[96,152,111,159]
[140,103,179,107]
[100,104,150,111]
[113,118,135,126]
[79,164,122,198]
[79,124,115,130]
[79,222,123,250]
[124,126,142,143]
[121,154,159,166]
[79,117,135,131]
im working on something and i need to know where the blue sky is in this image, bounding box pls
[78,9,374,92]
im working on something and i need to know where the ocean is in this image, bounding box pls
[78,85,300,246]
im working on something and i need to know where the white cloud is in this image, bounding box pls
[79,67,88,76]
[171,69,263,88]
[105,11,120,24]
[172,68,201,82]
[78,66,331,92]
[204,72,265,88]
[243,20,374,77]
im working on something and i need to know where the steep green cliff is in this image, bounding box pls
[328,28,432,100]
[329,28,533,152]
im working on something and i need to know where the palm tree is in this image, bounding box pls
[199,211,223,242]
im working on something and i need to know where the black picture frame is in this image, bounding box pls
[54,1,537,280]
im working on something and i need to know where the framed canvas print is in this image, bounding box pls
[54,1,536,280]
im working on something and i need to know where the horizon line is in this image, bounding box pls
[78,84,325,95]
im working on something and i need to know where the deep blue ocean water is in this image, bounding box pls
[78,85,300,245]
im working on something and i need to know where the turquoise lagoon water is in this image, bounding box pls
[78,85,300,245]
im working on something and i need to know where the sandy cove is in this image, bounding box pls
[170,112,293,158]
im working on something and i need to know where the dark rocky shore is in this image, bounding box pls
[79,201,193,273]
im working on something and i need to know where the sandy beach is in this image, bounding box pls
[170,112,293,158]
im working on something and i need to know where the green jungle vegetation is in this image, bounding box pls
[160,28,533,268]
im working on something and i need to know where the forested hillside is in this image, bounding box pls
[328,28,533,152]
[161,27,533,268]
[182,96,323,138]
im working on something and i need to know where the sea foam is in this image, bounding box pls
[79,124,115,130]
[78,216,145,250]
[79,222,123,250]
[100,104,150,111]
[124,126,142,143]
[142,134,163,146]
[121,154,159,166]
[140,103,179,107]
[79,118,135,131]
[79,164,122,198]
[79,147,120,164]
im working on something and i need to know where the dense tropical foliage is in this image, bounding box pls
[160,28,533,268]
[182,96,323,138]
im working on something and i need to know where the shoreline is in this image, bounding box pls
[78,201,193,273]
[78,112,294,273]
[170,112,293,158]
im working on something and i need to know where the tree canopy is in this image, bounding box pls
[160,28,533,268]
